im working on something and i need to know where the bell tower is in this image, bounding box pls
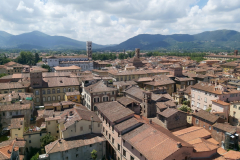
[141,91,156,118]
[86,41,92,59]
[135,48,140,58]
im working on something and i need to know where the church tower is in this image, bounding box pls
[141,91,156,118]
[135,48,140,58]
[86,41,92,59]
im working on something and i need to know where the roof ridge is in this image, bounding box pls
[174,127,203,136]
[45,140,59,154]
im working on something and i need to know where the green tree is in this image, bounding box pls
[206,107,211,112]
[91,149,97,160]
[182,100,190,106]
[0,54,11,65]
[30,152,39,160]
[41,64,51,72]
[179,105,191,113]
[15,51,35,65]
[40,134,56,148]
[35,53,40,64]
[0,73,7,78]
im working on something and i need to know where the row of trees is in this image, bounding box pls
[0,54,11,65]
[92,53,117,60]
[14,51,40,65]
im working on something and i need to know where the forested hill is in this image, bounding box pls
[1,30,240,51]
[0,31,105,50]
[104,30,240,51]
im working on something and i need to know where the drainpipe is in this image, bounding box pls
[120,134,122,160]
[91,116,93,134]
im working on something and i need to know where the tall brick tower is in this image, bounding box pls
[86,41,92,59]
[30,71,42,88]
[234,50,238,56]
[135,48,140,59]
[141,91,156,118]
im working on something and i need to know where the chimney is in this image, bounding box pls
[149,119,152,124]
[177,142,182,148]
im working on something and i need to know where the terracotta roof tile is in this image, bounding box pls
[96,101,134,122]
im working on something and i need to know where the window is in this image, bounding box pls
[52,89,55,94]
[191,101,194,106]
[203,105,207,110]
[42,90,45,94]
[106,131,108,136]
[52,96,56,101]
[204,97,207,102]
[98,123,100,127]
[238,107,240,110]
[72,88,75,91]
[197,102,200,108]
[29,140,31,143]
[233,111,236,117]
[47,89,51,94]
[196,119,199,124]
[109,134,111,140]
[57,96,61,100]
[118,144,120,151]
[68,88,71,92]
[48,121,50,125]
[209,126,211,130]
[48,96,51,101]
[192,94,194,98]
[130,156,134,160]
[36,97,39,102]
[112,91,114,95]
[35,90,39,95]
[203,125,205,128]
[112,138,114,144]
[2,112,5,116]
[123,149,126,157]
[234,105,237,109]
[43,97,46,102]
[103,127,105,132]
[57,89,60,93]
[198,95,200,100]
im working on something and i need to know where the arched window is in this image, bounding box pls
[57,96,61,100]
[48,96,51,101]
[42,90,45,95]
[57,89,60,93]
[52,89,55,94]
[52,96,56,101]
[43,97,46,102]
[47,89,51,94]
[68,88,71,92]
[63,88,66,93]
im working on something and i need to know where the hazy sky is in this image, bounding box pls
[1,0,240,44]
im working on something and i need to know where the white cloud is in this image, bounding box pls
[0,0,239,45]
[16,1,34,13]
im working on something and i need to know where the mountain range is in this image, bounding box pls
[0,30,240,51]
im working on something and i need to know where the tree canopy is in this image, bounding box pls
[91,149,97,160]
[179,105,191,113]
[40,134,56,149]
[41,64,51,72]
